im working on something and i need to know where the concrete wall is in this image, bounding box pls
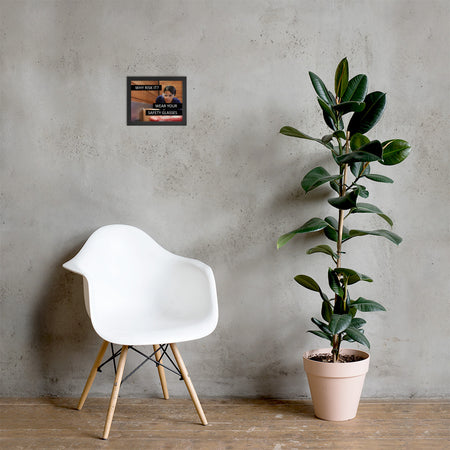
[1,0,449,399]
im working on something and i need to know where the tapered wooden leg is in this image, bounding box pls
[170,343,208,425]
[102,345,128,440]
[77,340,109,410]
[153,345,169,399]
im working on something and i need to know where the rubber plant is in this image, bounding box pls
[278,58,410,362]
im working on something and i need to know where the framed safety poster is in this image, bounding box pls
[127,76,186,125]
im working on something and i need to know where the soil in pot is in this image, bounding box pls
[308,352,365,363]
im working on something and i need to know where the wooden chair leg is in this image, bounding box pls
[77,340,109,410]
[102,345,128,440]
[153,345,169,399]
[170,343,208,425]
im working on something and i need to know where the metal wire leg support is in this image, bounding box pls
[95,344,184,385]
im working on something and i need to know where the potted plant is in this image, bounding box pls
[278,58,410,421]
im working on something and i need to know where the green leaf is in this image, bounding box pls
[351,202,394,227]
[351,297,386,312]
[311,317,332,335]
[337,152,380,164]
[324,216,338,228]
[294,275,321,292]
[334,268,373,284]
[333,101,365,115]
[348,91,386,136]
[380,139,411,166]
[324,216,350,242]
[318,97,337,122]
[309,71,334,105]
[324,112,344,132]
[324,226,338,242]
[355,184,369,198]
[351,317,367,329]
[329,180,340,193]
[345,327,370,348]
[306,244,338,260]
[319,289,329,303]
[323,111,336,131]
[328,189,359,210]
[329,314,352,334]
[348,229,402,245]
[280,126,314,139]
[365,173,394,183]
[301,167,341,193]
[333,130,346,140]
[291,218,330,234]
[327,94,345,131]
[336,140,383,164]
[350,161,370,178]
[308,329,332,341]
[328,268,343,297]
[321,301,333,322]
[342,74,368,103]
[350,133,370,151]
[279,126,334,150]
[335,57,349,99]
[277,218,330,248]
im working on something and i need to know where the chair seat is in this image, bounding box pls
[92,314,216,346]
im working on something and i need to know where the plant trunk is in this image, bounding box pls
[333,132,351,362]
[332,335,340,362]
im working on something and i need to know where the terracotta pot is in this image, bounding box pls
[303,347,370,421]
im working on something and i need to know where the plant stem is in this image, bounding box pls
[336,132,350,268]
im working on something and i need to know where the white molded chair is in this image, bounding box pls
[63,224,218,439]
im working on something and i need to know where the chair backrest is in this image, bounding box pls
[63,225,173,316]
[64,224,170,276]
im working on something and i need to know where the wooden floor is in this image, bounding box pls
[1,397,449,449]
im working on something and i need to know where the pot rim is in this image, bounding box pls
[303,347,370,363]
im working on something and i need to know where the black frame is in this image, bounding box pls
[127,76,187,126]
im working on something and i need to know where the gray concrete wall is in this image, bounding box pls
[1,0,449,398]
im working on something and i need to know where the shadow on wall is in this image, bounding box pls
[31,244,97,396]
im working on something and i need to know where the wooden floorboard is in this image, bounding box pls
[0,398,449,449]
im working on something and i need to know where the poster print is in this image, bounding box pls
[127,76,186,125]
